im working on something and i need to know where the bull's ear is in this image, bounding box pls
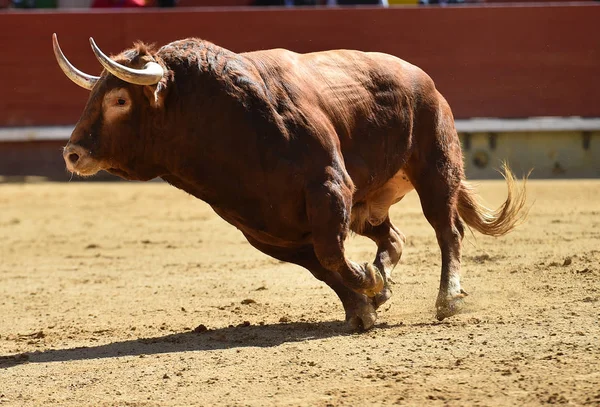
[143,78,168,109]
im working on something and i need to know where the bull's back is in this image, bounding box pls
[246,48,431,195]
[163,41,435,196]
[308,50,426,176]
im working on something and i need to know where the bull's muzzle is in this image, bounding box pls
[63,143,96,175]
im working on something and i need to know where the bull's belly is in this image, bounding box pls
[351,169,414,232]
[211,205,312,249]
[162,173,311,248]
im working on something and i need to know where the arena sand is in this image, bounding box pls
[0,180,599,406]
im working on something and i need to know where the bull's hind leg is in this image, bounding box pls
[354,216,406,309]
[350,169,413,309]
[403,95,471,320]
[409,167,468,320]
[408,161,469,319]
[244,237,378,330]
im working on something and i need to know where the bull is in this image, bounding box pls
[52,33,527,330]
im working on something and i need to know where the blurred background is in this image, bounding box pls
[0,0,598,181]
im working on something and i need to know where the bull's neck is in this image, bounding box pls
[154,40,266,205]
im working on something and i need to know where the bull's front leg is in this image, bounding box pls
[305,173,386,329]
[244,236,381,331]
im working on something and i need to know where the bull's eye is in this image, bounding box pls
[117,98,126,106]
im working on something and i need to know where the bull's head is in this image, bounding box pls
[53,34,168,180]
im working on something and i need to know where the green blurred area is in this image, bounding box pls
[11,0,57,8]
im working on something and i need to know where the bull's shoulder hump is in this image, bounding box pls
[364,51,438,92]
[298,49,421,76]
[241,48,300,62]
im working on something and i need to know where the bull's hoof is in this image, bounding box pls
[359,263,385,298]
[372,286,392,310]
[435,289,468,321]
[345,304,377,331]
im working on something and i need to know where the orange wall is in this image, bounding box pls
[0,4,598,126]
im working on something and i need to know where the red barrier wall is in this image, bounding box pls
[0,4,598,126]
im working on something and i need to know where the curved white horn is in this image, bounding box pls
[89,37,163,86]
[52,33,99,90]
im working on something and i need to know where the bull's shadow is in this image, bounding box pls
[0,321,398,369]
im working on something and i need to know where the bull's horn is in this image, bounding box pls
[52,33,99,90]
[89,37,163,86]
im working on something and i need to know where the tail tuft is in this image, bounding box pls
[458,162,529,237]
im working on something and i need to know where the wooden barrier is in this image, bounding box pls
[3,127,599,180]
[0,4,598,126]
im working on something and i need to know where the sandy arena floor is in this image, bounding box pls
[0,179,599,406]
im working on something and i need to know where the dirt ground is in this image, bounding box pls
[0,179,598,406]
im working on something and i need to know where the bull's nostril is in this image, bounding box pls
[68,153,80,164]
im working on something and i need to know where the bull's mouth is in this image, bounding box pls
[65,156,103,177]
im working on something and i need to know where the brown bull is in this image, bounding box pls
[53,34,527,330]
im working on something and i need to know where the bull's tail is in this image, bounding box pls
[457,163,529,237]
